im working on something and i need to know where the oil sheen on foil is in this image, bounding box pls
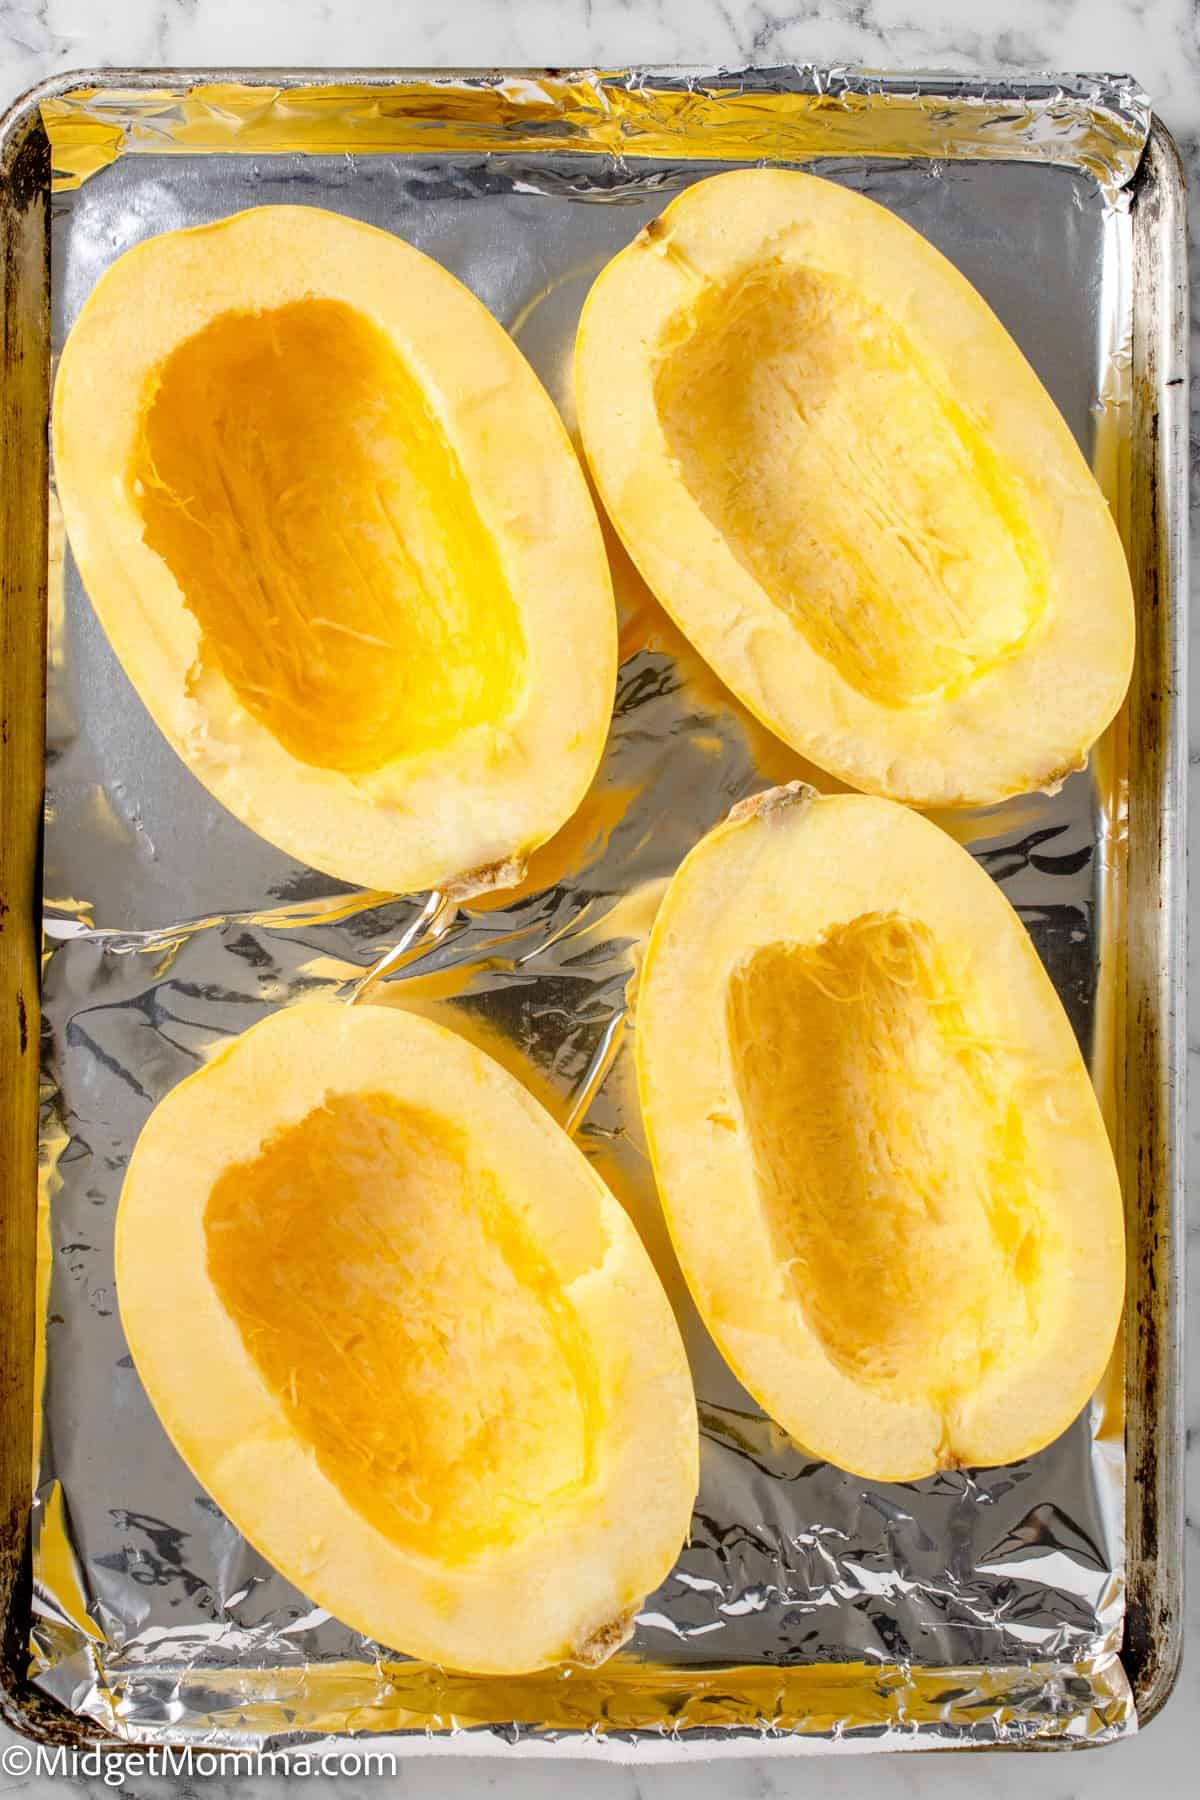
[32,70,1146,1753]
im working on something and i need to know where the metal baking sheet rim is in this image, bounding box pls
[0,67,1186,1755]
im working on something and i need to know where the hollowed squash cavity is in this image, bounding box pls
[577,169,1134,806]
[727,915,1040,1406]
[654,266,1045,708]
[54,205,616,891]
[205,1093,595,1564]
[636,786,1124,1482]
[116,1001,697,1674]
[134,299,524,775]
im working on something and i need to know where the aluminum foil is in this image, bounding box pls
[31,70,1148,1755]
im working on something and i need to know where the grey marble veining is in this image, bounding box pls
[0,2,1196,1795]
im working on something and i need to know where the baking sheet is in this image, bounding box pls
[30,71,1148,1752]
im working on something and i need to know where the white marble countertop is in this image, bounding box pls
[0,2,1195,1796]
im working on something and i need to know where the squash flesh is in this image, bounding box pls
[727,914,1041,1410]
[205,1092,596,1564]
[636,786,1125,1480]
[54,206,618,892]
[134,298,524,775]
[116,1000,698,1673]
[576,169,1135,806]
[654,265,1046,708]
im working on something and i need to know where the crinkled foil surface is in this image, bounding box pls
[32,69,1147,1756]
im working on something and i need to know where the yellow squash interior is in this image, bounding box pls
[132,298,525,774]
[204,1091,598,1562]
[653,265,1047,708]
[726,913,1046,1413]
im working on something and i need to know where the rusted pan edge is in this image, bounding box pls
[1122,117,1188,1731]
